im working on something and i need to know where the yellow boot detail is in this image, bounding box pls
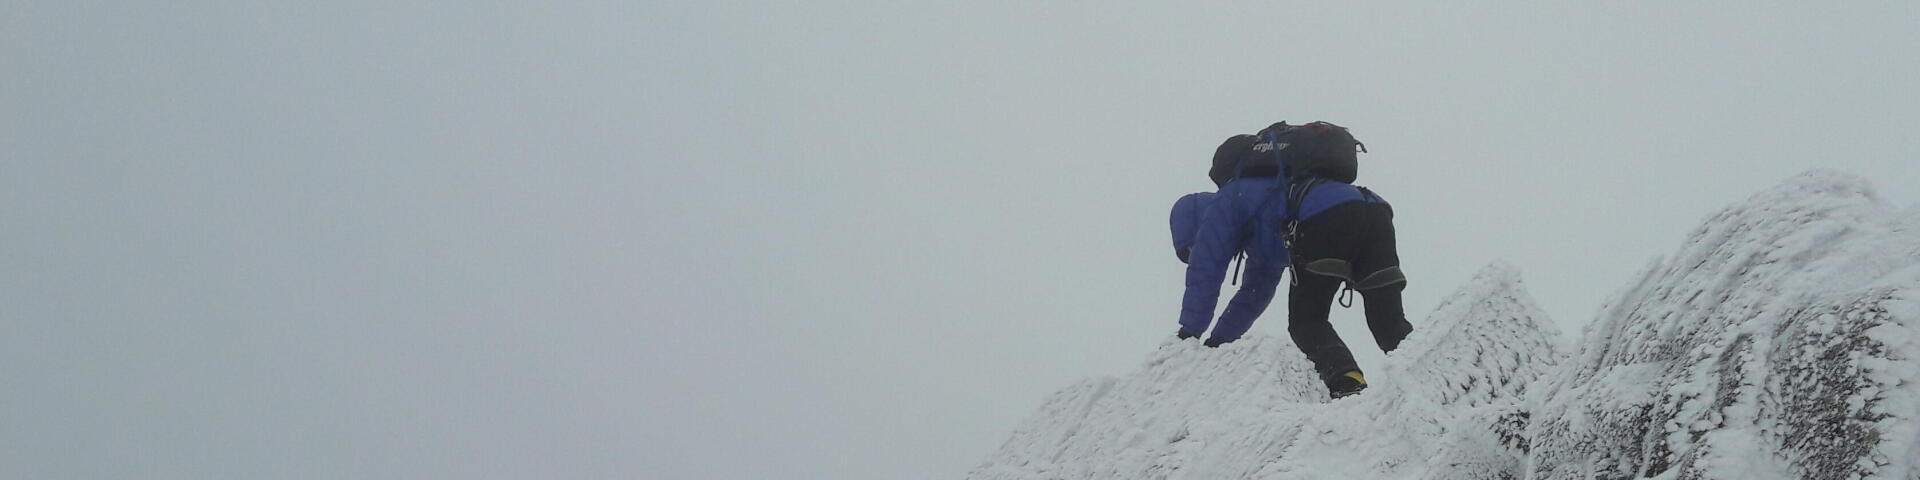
[1343,371,1367,386]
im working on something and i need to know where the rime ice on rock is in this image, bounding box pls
[1525,171,1920,480]
[1394,263,1567,480]
[967,336,1322,480]
[1387,262,1565,409]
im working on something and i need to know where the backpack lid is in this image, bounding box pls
[1208,134,1279,187]
[1258,121,1365,183]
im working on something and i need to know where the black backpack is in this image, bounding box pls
[1256,121,1366,183]
[1207,134,1278,187]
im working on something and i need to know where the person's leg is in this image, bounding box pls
[1351,203,1412,353]
[1288,270,1358,379]
[1361,282,1413,352]
[1288,203,1369,379]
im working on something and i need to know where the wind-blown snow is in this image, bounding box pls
[974,171,1920,479]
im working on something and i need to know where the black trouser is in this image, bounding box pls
[1285,202,1413,381]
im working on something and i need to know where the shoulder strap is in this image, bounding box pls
[1280,178,1323,286]
[1285,177,1324,223]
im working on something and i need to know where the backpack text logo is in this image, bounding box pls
[1253,142,1287,153]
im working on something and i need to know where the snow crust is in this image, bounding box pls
[974,171,1920,479]
[973,264,1565,479]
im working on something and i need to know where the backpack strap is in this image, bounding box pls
[1284,177,1324,231]
[1282,177,1325,286]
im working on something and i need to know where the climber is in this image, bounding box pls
[1265,121,1413,399]
[1171,134,1291,349]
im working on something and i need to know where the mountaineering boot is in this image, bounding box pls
[1326,370,1367,399]
[1177,329,1200,340]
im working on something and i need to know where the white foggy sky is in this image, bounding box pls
[5,1,1917,479]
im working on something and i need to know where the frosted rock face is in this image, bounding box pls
[1388,262,1565,409]
[1525,171,1920,480]
[967,336,1322,480]
[971,264,1562,479]
[1398,264,1566,480]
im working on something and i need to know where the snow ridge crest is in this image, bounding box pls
[972,262,1562,479]
[1386,261,1566,409]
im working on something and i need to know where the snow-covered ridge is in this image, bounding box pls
[1527,171,1920,479]
[973,263,1564,479]
[973,171,1920,479]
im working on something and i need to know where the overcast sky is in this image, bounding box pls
[5,1,1917,479]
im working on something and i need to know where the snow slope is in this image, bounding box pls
[972,263,1565,479]
[973,171,1920,479]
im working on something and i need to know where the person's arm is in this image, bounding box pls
[1207,255,1284,344]
[1177,188,1247,336]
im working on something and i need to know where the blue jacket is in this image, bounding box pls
[1176,177,1288,342]
[1174,177,1389,342]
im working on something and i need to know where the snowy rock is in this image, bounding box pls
[1386,262,1565,409]
[1527,171,1920,480]
[967,336,1321,480]
[971,263,1562,479]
